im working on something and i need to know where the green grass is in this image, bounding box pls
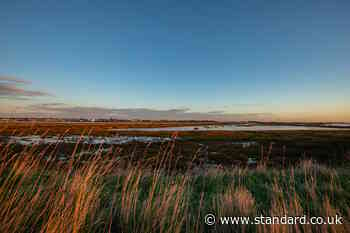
[0,135,349,233]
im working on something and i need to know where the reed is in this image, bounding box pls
[0,134,349,233]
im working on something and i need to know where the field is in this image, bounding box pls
[0,122,349,233]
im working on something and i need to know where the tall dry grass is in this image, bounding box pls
[0,134,349,233]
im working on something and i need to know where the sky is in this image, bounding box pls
[1,0,350,121]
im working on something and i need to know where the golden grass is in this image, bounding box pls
[0,134,349,233]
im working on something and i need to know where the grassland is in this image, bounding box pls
[0,122,349,233]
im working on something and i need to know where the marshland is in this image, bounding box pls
[2,1,350,232]
[0,121,349,233]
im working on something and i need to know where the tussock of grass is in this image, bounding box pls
[0,137,349,233]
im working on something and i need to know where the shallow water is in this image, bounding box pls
[2,135,171,146]
[110,124,349,132]
[324,123,350,127]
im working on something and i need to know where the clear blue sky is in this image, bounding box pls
[1,0,350,121]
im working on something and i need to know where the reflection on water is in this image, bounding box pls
[324,123,350,127]
[232,141,257,148]
[111,124,349,132]
[2,135,171,146]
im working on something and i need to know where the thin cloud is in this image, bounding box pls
[0,76,51,98]
[0,76,31,84]
[24,103,274,121]
[207,111,225,114]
